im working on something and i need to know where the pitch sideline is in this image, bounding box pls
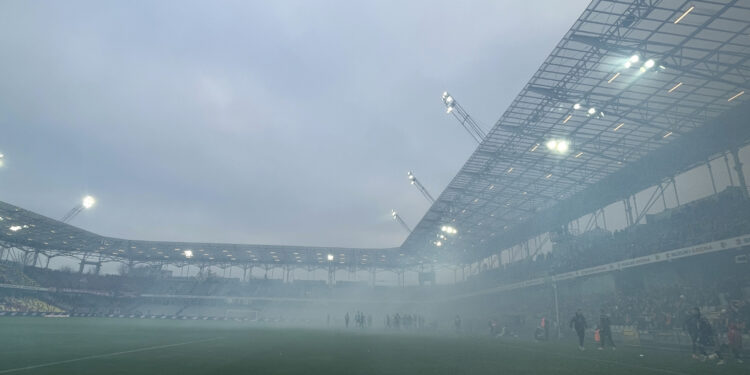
[0,337,225,373]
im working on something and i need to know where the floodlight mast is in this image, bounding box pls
[407,171,435,204]
[61,195,96,223]
[441,92,486,144]
[391,210,412,233]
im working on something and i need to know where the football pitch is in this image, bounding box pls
[0,317,745,374]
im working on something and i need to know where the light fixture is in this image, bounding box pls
[573,103,581,110]
[668,82,683,93]
[629,55,640,63]
[587,107,597,115]
[607,72,620,84]
[644,59,655,69]
[674,5,695,24]
[545,138,570,154]
[82,195,96,209]
[441,225,457,235]
[183,250,194,259]
[9,225,22,232]
[728,91,745,102]
[624,61,632,69]
[327,254,334,261]
[563,114,572,123]
[614,123,624,131]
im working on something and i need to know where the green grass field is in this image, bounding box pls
[0,317,745,374]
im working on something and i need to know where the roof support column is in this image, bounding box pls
[623,199,633,227]
[327,262,335,287]
[671,177,680,207]
[706,159,718,195]
[725,152,736,187]
[731,148,748,198]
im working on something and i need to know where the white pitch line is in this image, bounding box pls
[0,337,224,374]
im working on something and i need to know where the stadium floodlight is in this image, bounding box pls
[391,209,412,233]
[546,138,571,154]
[183,250,194,259]
[644,59,655,69]
[61,195,97,223]
[9,225,22,232]
[327,254,334,261]
[587,107,596,115]
[624,61,632,69]
[0,154,4,167]
[442,91,455,114]
[573,103,581,110]
[406,171,435,203]
[82,195,96,209]
[629,55,639,63]
[434,241,442,247]
[441,225,457,235]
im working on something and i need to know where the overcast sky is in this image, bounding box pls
[0,0,592,248]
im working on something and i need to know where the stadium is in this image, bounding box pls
[1,0,750,374]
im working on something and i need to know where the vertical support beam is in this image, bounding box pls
[600,208,608,231]
[327,263,335,287]
[731,148,748,198]
[671,177,680,207]
[725,152,736,186]
[632,195,639,221]
[660,181,668,210]
[31,250,40,267]
[706,159,718,195]
[623,199,633,227]
[553,283,561,340]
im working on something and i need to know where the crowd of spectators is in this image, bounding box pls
[472,187,750,287]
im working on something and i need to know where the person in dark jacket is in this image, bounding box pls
[570,310,588,350]
[683,307,701,359]
[598,309,616,350]
[696,315,724,365]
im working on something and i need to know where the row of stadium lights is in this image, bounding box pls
[181,248,390,265]
[513,5,746,183]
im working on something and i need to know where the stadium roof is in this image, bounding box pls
[402,0,750,262]
[0,200,404,267]
[1,0,749,269]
